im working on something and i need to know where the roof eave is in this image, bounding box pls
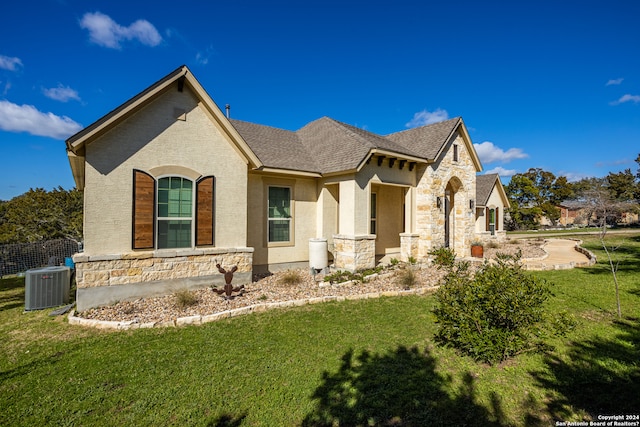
[254,167,322,178]
[65,65,264,184]
[356,149,429,172]
[66,65,189,153]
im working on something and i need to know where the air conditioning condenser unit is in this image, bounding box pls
[25,266,71,311]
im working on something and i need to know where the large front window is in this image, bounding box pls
[268,186,291,243]
[157,176,193,248]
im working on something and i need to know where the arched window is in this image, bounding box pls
[132,170,214,250]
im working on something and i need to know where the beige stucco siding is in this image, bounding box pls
[371,184,404,254]
[475,186,506,233]
[247,173,318,267]
[83,87,248,255]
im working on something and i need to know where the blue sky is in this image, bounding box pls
[1,0,639,201]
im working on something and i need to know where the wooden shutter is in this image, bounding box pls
[132,170,156,249]
[196,176,215,246]
[485,207,490,231]
[496,207,500,231]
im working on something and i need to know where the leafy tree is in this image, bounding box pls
[606,169,638,201]
[505,168,573,229]
[0,187,83,244]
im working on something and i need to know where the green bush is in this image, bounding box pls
[428,246,456,270]
[323,267,384,284]
[432,253,573,364]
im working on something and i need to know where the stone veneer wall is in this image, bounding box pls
[414,134,477,260]
[332,234,375,271]
[400,233,420,262]
[73,247,253,311]
[475,230,508,244]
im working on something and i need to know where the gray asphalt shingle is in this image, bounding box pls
[230,116,462,174]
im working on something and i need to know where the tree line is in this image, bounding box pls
[0,187,83,245]
[505,154,640,230]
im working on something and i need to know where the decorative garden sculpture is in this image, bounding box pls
[211,263,245,299]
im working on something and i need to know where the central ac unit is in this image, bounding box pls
[25,266,70,311]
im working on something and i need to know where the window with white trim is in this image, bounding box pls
[157,176,193,249]
[268,186,292,243]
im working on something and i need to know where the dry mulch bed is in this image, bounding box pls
[76,239,546,325]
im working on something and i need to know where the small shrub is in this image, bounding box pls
[174,289,198,309]
[509,239,522,245]
[324,270,352,284]
[323,267,382,284]
[428,247,456,270]
[390,258,399,266]
[407,256,417,265]
[279,270,303,286]
[432,253,568,364]
[396,267,417,289]
[487,241,499,249]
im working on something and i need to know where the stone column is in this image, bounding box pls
[333,234,376,272]
[400,233,419,262]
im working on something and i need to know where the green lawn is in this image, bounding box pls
[1,233,639,426]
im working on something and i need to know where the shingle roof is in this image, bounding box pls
[229,119,320,173]
[231,116,461,174]
[476,173,499,206]
[386,117,461,160]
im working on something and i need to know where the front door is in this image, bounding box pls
[444,192,450,248]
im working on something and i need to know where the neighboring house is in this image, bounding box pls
[557,200,639,227]
[474,173,510,241]
[67,65,494,310]
[557,200,585,226]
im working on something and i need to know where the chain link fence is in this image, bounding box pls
[0,239,81,278]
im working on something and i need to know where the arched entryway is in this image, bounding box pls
[444,177,463,249]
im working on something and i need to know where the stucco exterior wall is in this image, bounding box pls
[82,87,248,256]
[371,184,404,255]
[247,173,318,269]
[475,184,507,238]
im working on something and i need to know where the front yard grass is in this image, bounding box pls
[1,233,638,426]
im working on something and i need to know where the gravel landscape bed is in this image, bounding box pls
[76,239,546,325]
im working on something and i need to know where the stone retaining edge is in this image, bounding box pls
[67,286,439,330]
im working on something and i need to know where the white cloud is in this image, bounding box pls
[561,172,590,182]
[610,94,640,105]
[42,84,81,102]
[0,100,82,139]
[0,55,22,71]
[79,12,162,49]
[405,108,449,128]
[473,141,528,164]
[195,51,209,65]
[606,78,624,86]
[483,166,517,178]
